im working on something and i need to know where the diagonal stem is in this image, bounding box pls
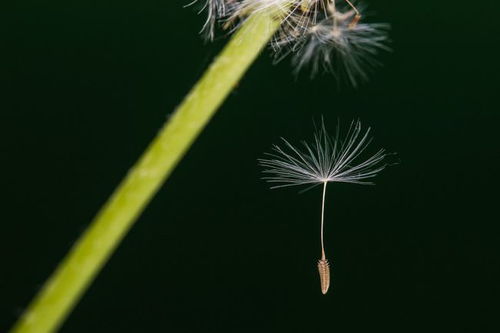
[10,11,281,333]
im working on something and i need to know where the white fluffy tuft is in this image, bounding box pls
[258,119,388,188]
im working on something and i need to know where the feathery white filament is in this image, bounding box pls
[259,119,387,188]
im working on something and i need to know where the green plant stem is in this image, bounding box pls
[11,11,281,333]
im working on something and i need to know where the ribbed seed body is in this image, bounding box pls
[317,259,330,294]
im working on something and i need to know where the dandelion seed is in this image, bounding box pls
[290,12,390,86]
[194,0,231,40]
[259,119,389,294]
[274,1,390,86]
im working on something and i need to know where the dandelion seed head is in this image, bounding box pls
[189,0,390,84]
[258,119,388,189]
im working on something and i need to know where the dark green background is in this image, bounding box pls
[2,1,499,332]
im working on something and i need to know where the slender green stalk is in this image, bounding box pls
[11,11,281,333]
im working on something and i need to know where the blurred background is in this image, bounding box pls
[2,0,499,332]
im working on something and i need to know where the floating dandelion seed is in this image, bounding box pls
[259,120,389,294]
[189,0,390,85]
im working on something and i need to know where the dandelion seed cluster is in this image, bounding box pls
[194,0,390,85]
